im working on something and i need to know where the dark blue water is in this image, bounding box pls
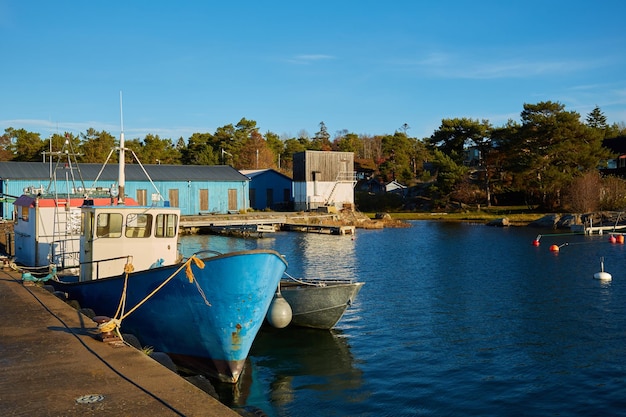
[179,221,626,416]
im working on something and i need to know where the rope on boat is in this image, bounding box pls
[292,303,350,315]
[98,254,210,341]
[283,271,325,286]
[283,271,355,287]
[19,264,58,283]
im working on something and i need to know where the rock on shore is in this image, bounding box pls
[528,213,582,229]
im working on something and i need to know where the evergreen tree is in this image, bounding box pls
[312,121,332,151]
[586,105,608,129]
[504,101,610,209]
[6,128,44,161]
[79,129,117,163]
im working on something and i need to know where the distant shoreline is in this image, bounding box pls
[382,211,544,226]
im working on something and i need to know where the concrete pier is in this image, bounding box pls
[0,268,239,417]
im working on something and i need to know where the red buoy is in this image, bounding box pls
[609,235,617,244]
[532,240,540,246]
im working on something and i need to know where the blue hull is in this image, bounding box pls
[50,249,287,383]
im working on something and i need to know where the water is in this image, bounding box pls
[179,221,626,416]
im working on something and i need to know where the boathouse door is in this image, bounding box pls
[228,189,237,212]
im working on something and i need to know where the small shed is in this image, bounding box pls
[240,169,293,211]
[0,162,250,219]
[385,180,407,196]
[292,151,356,211]
[356,178,386,194]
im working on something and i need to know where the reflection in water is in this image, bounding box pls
[179,232,358,280]
[215,327,363,414]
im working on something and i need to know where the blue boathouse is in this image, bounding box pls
[0,162,250,220]
[241,169,293,211]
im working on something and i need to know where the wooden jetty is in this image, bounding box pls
[179,214,287,235]
[281,223,355,235]
[179,213,356,236]
[570,213,626,235]
[571,224,626,235]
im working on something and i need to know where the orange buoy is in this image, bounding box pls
[609,235,617,244]
[549,244,560,252]
[618,235,625,244]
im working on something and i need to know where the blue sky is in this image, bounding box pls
[2,1,625,143]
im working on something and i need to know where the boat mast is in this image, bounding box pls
[118,91,125,205]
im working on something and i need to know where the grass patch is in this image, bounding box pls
[368,207,547,224]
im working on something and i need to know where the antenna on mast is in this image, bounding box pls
[118,91,126,204]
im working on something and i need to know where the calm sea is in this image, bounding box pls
[179,221,626,417]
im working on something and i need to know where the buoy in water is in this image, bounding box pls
[609,235,617,244]
[549,244,560,252]
[266,293,292,328]
[532,235,541,246]
[617,235,624,244]
[593,258,612,281]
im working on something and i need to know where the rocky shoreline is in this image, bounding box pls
[487,211,626,230]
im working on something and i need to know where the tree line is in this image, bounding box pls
[2,100,626,212]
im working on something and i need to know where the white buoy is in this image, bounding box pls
[266,292,292,328]
[593,257,612,281]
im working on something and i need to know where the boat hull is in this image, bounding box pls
[280,281,364,329]
[50,249,287,383]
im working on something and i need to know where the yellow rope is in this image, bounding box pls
[98,255,208,339]
[98,318,121,333]
[185,256,205,282]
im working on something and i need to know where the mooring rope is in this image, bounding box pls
[19,264,58,283]
[98,254,210,340]
[283,271,329,287]
[292,303,349,315]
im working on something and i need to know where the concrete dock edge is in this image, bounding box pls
[0,268,239,417]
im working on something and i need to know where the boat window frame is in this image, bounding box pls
[155,213,178,238]
[125,213,153,238]
[95,213,123,238]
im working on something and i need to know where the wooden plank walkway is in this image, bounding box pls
[281,223,355,235]
[180,213,355,236]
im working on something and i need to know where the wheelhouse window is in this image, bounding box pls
[125,213,152,238]
[155,213,178,237]
[19,206,29,222]
[96,213,123,238]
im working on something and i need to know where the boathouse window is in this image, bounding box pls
[169,189,179,207]
[125,213,152,238]
[200,189,208,212]
[249,188,256,208]
[155,213,177,238]
[96,213,123,238]
[228,189,237,211]
[136,189,147,206]
[266,188,274,208]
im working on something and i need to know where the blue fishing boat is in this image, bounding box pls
[13,111,287,383]
[52,243,287,383]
